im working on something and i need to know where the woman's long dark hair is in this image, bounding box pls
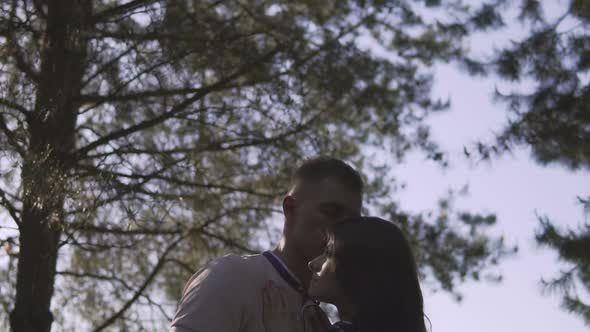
[328,216,427,332]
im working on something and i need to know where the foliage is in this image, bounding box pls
[459,0,590,325]
[0,1,514,330]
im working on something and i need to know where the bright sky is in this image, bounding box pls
[393,61,589,332]
[378,2,589,331]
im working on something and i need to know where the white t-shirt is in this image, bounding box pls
[170,252,329,332]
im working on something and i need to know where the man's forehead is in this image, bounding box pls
[301,178,361,206]
[299,177,356,194]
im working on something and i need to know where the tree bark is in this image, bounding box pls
[10,1,90,331]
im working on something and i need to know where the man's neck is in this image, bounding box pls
[272,239,312,291]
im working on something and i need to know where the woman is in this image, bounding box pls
[308,216,427,332]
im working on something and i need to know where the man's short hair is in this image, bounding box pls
[292,157,363,196]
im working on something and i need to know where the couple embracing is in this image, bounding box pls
[170,157,427,332]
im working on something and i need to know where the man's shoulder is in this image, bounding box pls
[208,252,266,274]
[171,253,269,331]
[185,253,267,289]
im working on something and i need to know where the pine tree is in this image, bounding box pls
[0,1,514,330]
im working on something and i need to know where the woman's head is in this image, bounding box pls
[308,216,426,332]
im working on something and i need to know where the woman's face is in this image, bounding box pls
[307,242,345,304]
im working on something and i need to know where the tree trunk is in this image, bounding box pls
[10,1,90,331]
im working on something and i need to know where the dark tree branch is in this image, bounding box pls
[57,271,135,289]
[9,45,40,83]
[57,266,182,323]
[0,113,26,156]
[80,146,207,159]
[0,236,17,250]
[77,106,323,165]
[0,98,30,115]
[72,223,256,255]
[78,47,200,115]
[81,44,138,89]
[73,45,283,158]
[60,236,141,252]
[77,11,363,127]
[31,0,47,19]
[0,188,22,227]
[75,165,278,198]
[199,229,256,254]
[3,4,41,83]
[87,29,264,42]
[139,292,173,322]
[78,87,214,104]
[165,258,194,274]
[91,0,159,23]
[91,235,182,332]
[77,133,278,159]
[78,158,183,204]
[70,205,273,236]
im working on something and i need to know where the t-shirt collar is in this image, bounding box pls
[262,251,303,293]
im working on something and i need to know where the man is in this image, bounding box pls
[170,157,364,332]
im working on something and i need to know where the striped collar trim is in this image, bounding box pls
[262,251,303,293]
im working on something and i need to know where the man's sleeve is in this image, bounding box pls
[169,256,248,332]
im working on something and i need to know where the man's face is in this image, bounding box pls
[288,177,361,262]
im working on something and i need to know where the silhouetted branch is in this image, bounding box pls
[78,48,200,115]
[0,112,26,156]
[78,87,210,103]
[70,205,275,236]
[0,98,30,115]
[57,268,177,321]
[75,165,278,198]
[74,45,283,158]
[0,188,21,227]
[3,3,40,82]
[165,258,194,274]
[81,45,138,88]
[6,38,40,82]
[57,271,134,289]
[91,0,158,23]
[92,235,183,332]
[199,229,256,254]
